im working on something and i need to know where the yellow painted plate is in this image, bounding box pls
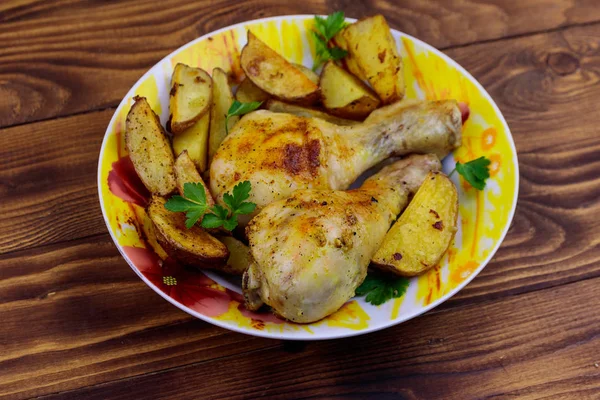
[98,15,518,340]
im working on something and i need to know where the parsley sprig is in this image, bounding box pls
[356,272,409,306]
[311,12,349,71]
[451,156,491,190]
[225,100,262,135]
[164,181,256,230]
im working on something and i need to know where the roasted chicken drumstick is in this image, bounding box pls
[210,100,462,222]
[243,154,441,323]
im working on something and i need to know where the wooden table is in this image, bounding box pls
[1,1,599,399]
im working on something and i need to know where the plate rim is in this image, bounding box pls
[97,14,520,340]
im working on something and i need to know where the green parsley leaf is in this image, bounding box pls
[329,46,348,60]
[163,195,197,212]
[455,156,491,190]
[164,182,209,227]
[225,100,262,135]
[183,182,207,205]
[311,12,349,71]
[199,213,222,229]
[355,272,409,306]
[233,201,256,216]
[164,180,257,231]
[184,208,204,229]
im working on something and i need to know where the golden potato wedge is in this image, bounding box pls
[174,150,215,208]
[241,31,319,104]
[320,61,380,120]
[168,63,212,134]
[173,112,210,172]
[372,172,458,276]
[209,68,238,164]
[125,96,176,196]
[147,196,229,267]
[334,15,404,104]
[292,63,320,85]
[236,77,271,103]
[219,236,253,276]
[265,99,357,126]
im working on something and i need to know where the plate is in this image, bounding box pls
[98,15,518,340]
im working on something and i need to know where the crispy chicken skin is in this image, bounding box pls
[243,154,441,323]
[210,100,462,224]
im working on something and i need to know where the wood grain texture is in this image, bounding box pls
[36,277,600,400]
[1,2,600,399]
[0,235,278,399]
[1,0,599,128]
[0,109,113,254]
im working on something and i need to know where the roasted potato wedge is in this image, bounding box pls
[265,99,357,126]
[320,61,380,120]
[372,171,458,276]
[293,63,320,85]
[334,15,404,104]
[174,150,215,208]
[168,63,212,134]
[173,112,210,172]
[241,31,319,104]
[236,77,271,103]
[209,68,238,163]
[219,236,254,276]
[125,96,176,196]
[147,196,229,267]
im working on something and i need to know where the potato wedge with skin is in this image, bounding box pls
[265,99,357,126]
[173,112,210,172]
[174,150,215,208]
[372,171,458,276]
[219,236,254,276]
[334,15,405,104]
[168,63,212,134]
[236,77,271,103]
[241,31,319,104]
[320,61,380,120]
[125,96,176,196]
[147,196,229,267]
[209,68,238,164]
[292,63,319,85]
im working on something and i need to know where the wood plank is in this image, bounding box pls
[0,229,597,397]
[0,109,113,254]
[1,0,599,127]
[35,277,600,400]
[0,235,279,400]
[1,21,598,287]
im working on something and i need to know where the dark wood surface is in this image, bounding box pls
[1,1,599,399]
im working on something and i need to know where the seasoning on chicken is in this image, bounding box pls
[243,154,441,323]
[210,100,462,226]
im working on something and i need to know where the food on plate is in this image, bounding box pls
[172,112,210,172]
[174,150,214,208]
[372,171,458,276]
[243,154,441,323]
[236,77,271,103]
[311,11,349,70]
[125,96,176,196]
[334,15,405,104]
[219,236,253,276]
[116,11,491,326]
[265,99,357,126]
[166,180,256,232]
[210,100,462,221]
[168,63,213,134]
[148,196,229,267]
[240,31,320,104]
[208,68,237,163]
[320,60,380,120]
[292,63,320,84]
